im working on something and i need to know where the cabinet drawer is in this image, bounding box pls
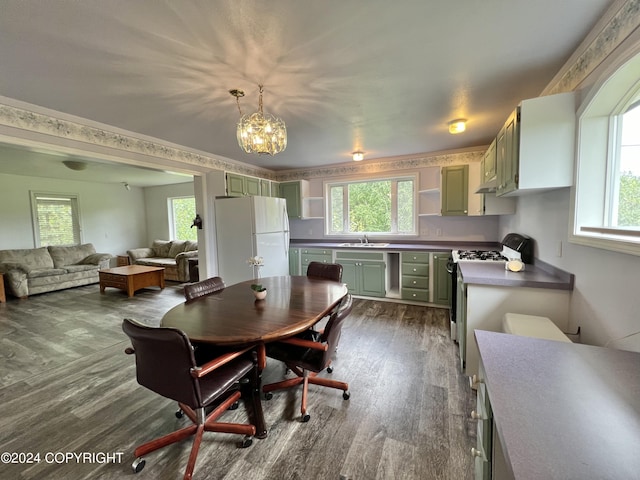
[401,288,429,302]
[401,252,429,264]
[402,263,429,277]
[301,248,332,255]
[402,275,429,289]
[99,273,127,287]
[301,253,332,266]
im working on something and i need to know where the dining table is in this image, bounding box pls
[161,275,349,438]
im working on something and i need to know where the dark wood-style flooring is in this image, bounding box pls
[0,283,475,479]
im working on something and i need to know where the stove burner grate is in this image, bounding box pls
[456,250,508,261]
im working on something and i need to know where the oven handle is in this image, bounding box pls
[446,258,455,274]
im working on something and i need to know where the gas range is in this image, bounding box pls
[451,233,533,264]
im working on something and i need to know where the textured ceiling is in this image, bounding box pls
[0,0,613,182]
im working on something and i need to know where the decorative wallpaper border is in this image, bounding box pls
[274,150,483,182]
[547,0,640,94]
[0,103,276,180]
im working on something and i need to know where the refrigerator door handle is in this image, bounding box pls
[282,203,290,256]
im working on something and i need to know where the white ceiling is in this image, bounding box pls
[0,0,613,183]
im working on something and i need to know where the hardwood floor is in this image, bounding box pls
[0,283,475,479]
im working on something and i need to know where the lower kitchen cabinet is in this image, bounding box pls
[432,252,451,305]
[335,251,386,297]
[472,359,493,480]
[289,247,301,275]
[300,248,332,273]
[401,252,429,301]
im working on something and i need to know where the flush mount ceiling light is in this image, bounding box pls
[352,151,364,162]
[62,160,87,171]
[448,118,467,134]
[230,85,287,155]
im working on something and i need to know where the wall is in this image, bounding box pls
[0,172,147,256]
[143,182,195,244]
[500,1,640,350]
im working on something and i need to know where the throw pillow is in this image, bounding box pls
[152,240,172,258]
[168,240,187,258]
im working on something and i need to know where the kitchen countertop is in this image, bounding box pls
[290,240,500,252]
[475,330,640,480]
[458,259,574,290]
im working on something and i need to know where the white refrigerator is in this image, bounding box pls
[214,196,290,286]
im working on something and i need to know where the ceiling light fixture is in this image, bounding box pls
[230,85,287,155]
[62,160,87,171]
[352,151,364,162]
[448,118,467,134]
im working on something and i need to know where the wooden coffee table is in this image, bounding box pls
[99,265,165,297]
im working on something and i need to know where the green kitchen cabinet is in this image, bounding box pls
[226,172,262,197]
[482,138,497,184]
[401,251,429,302]
[289,247,301,275]
[335,251,386,297]
[259,179,271,196]
[441,165,469,216]
[280,181,302,218]
[496,109,519,196]
[432,252,452,305]
[300,248,332,273]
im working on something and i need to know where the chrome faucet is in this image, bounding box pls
[363,234,369,244]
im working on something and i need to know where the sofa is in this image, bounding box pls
[0,243,112,298]
[127,240,197,282]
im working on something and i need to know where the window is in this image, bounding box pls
[169,196,197,241]
[31,192,81,246]
[326,176,416,236]
[571,51,640,255]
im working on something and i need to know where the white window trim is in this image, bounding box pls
[323,173,418,237]
[570,49,640,256]
[30,191,83,247]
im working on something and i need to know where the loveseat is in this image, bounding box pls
[0,243,112,298]
[127,240,197,282]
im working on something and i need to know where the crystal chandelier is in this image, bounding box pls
[230,85,287,155]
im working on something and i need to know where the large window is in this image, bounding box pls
[31,192,81,246]
[169,196,197,241]
[572,51,640,255]
[326,176,416,236]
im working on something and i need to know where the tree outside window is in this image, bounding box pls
[31,192,81,246]
[327,176,416,235]
[169,196,197,241]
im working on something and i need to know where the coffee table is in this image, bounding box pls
[99,265,165,297]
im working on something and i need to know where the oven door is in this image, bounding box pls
[446,258,458,342]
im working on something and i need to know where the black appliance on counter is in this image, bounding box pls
[446,233,533,341]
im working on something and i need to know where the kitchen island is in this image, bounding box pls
[475,330,640,479]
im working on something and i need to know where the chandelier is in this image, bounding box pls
[230,85,287,155]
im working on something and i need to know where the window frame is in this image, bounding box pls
[324,173,418,237]
[168,195,197,241]
[571,50,640,255]
[30,191,82,247]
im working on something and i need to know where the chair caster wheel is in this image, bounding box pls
[229,401,239,410]
[175,409,184,418]
[238,436,253,448]
[301,413,311,422]
[343,391,351,400]
[132,457,146,473]
[327,366,334,373]
[264,392,273,400]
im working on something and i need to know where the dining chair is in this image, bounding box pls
[262,293,353,422]
[183,276,225,302]
[306,261,343,282]
[122,318,261,480]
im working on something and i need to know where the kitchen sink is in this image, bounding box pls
[338,242,390,248]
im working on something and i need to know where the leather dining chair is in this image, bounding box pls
[306,261,343,282]
[262,293,353,422]
[183,276,225,302]
[122,318,261,480]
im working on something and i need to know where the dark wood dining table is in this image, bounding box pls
[161,275,349,438]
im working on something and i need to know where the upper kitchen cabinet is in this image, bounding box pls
[495,92,576,197]
[225,172,266,197]
[441,165,468,216]
[279,180,323,219]
[469,162,516,216]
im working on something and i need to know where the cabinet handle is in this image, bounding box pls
[412,280,417,284]
[471,448,482,458]
[412,293,417,297]
[471,374,483,388]
[413,268,417,272]
[470,410,481,420]
[464,210,468,213]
